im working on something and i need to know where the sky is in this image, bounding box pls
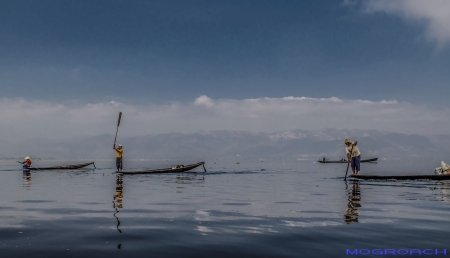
[1,0,450,139]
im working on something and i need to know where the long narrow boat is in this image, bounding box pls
[24,162,96,171]
[318,158,378,163]
[118,162,205,175]
[350,174,450,181]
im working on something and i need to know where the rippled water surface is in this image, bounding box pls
[0,159,449,257]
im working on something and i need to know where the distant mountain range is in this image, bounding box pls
[2,128,450,160]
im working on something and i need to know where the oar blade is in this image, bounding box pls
[117,112,122,127]
[114,112,122,147]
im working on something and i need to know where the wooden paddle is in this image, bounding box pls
[344,145,354,181]
[113,112,122,148]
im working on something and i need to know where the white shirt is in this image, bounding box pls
[346,143,361,157]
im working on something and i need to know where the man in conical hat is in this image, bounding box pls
[344,138,361,175]
[22,156,32,169]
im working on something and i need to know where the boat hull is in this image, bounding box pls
[24,162,95,171]
[350,174,450,180]
[318,158,378,163]
[118,162,205,175]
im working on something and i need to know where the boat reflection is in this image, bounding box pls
[164,174,205,185]
[344,180,361,224]
[23,170,31,190]
[113,174,123,233]
[165,174,205,194]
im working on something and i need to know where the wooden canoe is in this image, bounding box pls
[318,158,378,163]
[118,162,205,175]
[24,162,96,171]
[350,174,450,181]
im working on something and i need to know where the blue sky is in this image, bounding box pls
[1,0,449,105]
[1,0,450,140]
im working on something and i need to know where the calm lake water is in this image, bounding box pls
[0,158,449,257]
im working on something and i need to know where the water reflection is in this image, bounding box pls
[344,180,361,224]
[23,170,31,190]
[437,182,450,202]
[164,173,205,193]
[113,174,123,233]
[164,174,205,185]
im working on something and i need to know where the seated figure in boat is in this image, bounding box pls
[172,165,185,169]
[21,156,32,169]
[435,161,450,174]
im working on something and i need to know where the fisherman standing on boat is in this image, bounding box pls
[344,138,361,175]
[114,144,123,172]
[21,156,32,169]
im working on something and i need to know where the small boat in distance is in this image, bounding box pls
[118,162,205,175]
[350,174,450,181]
[22,162,96,171]
[318,158,378,164]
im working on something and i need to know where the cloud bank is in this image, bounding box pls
[358,0,450,48]
[0,95,448,141]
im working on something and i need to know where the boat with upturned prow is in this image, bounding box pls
[118,162,205,175]
[318,158,378,163]
[23,162,96,171]
[350,174,450,181]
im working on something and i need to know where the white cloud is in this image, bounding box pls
[0,95,449,141]
[194,95,214,108]
[360,0,450,48]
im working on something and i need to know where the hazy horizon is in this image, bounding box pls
[2,128,449,162]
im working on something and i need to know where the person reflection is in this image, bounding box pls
[113,174,123,233]
[344,180,361,224]
[437,182,450,202]
[23,170,31,190]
